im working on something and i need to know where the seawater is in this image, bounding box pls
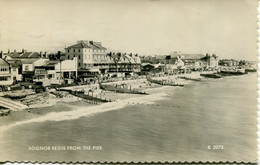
[0,73,257,162]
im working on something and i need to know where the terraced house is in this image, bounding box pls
[107,52,141,77]
[3,49,47,59]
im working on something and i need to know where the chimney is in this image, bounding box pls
[94,42,102,46]
[44,51,47,58]
[22,49,26,53]
[40,51,43,57]
[14,49,16,52]
[8,49,10,53]
[0,51,2,59]
[57,51,61,59]
[77,40,89,46]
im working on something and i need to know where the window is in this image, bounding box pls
[13,68,16,72]
[78,63,81,67]
[0,77,8,81]
[25,66,29,71]
[68,55,70,59]
[78,55,81,59]
[68,49,70,53]
[74,49,75,52]
[79,49,80,52]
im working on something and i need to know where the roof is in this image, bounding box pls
[46,61,59,66]
[4,52,41,59]
[155,55,166,60]
[67,41,106,50]
[178,54,205,60]
[141,63,154,66]
[92,42,106,50]
[10,52,23,58]
[20,59,39,64]
[6,59,22,67]
[67,42,91,49]
[0,58,9,66]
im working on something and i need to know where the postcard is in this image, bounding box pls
[0,0,258,163]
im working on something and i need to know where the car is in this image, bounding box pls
[32,82,46,93]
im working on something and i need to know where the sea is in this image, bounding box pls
[0,73,257,162]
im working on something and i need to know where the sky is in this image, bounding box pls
[0,0,258,60]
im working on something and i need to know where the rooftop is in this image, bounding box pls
[0,58,9,66]
[4,51,41,59]
[66,40,106,50]
[172,54,205,59]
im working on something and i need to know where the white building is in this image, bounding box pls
[0,58,12,86]
[65,40,107,69]
[20,59,49,82]
[7,60,23,82]
[33,58,78,86]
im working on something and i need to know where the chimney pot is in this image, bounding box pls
[14,49,16,52]
[44,51,48,58]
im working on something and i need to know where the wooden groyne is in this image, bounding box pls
[178,76,202,81]
[245,68,257,73]
[99,83,148,95]
[147,77,184,87]
[219,70,247,76]
[200,73,222,79]
[58,89,112,104]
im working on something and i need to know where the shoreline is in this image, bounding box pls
[0,72,254,119]
[0,72,256,130]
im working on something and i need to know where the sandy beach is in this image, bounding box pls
[0,72,208,110]
[0,72,210,121]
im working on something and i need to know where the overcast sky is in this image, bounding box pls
[0,0,257,60]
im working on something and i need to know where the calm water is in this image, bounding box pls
[0,73,257,162]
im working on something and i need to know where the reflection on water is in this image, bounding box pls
[0,73,257,162]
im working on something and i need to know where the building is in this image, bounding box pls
[164,55,185,74]
[65,40,109,79]
[0,58,12,86]
[107,52,141,77]
[6,59,23,83]
[141,63,164,74]
[33,58,77,86]
[219,59,239,67]
[170,53,218,70]
[65,41,141,78]
[65,40,107,68]
[140,55,166,64]
[3,49,47,60]
[200,54,218,69]
[20,58,49,82]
